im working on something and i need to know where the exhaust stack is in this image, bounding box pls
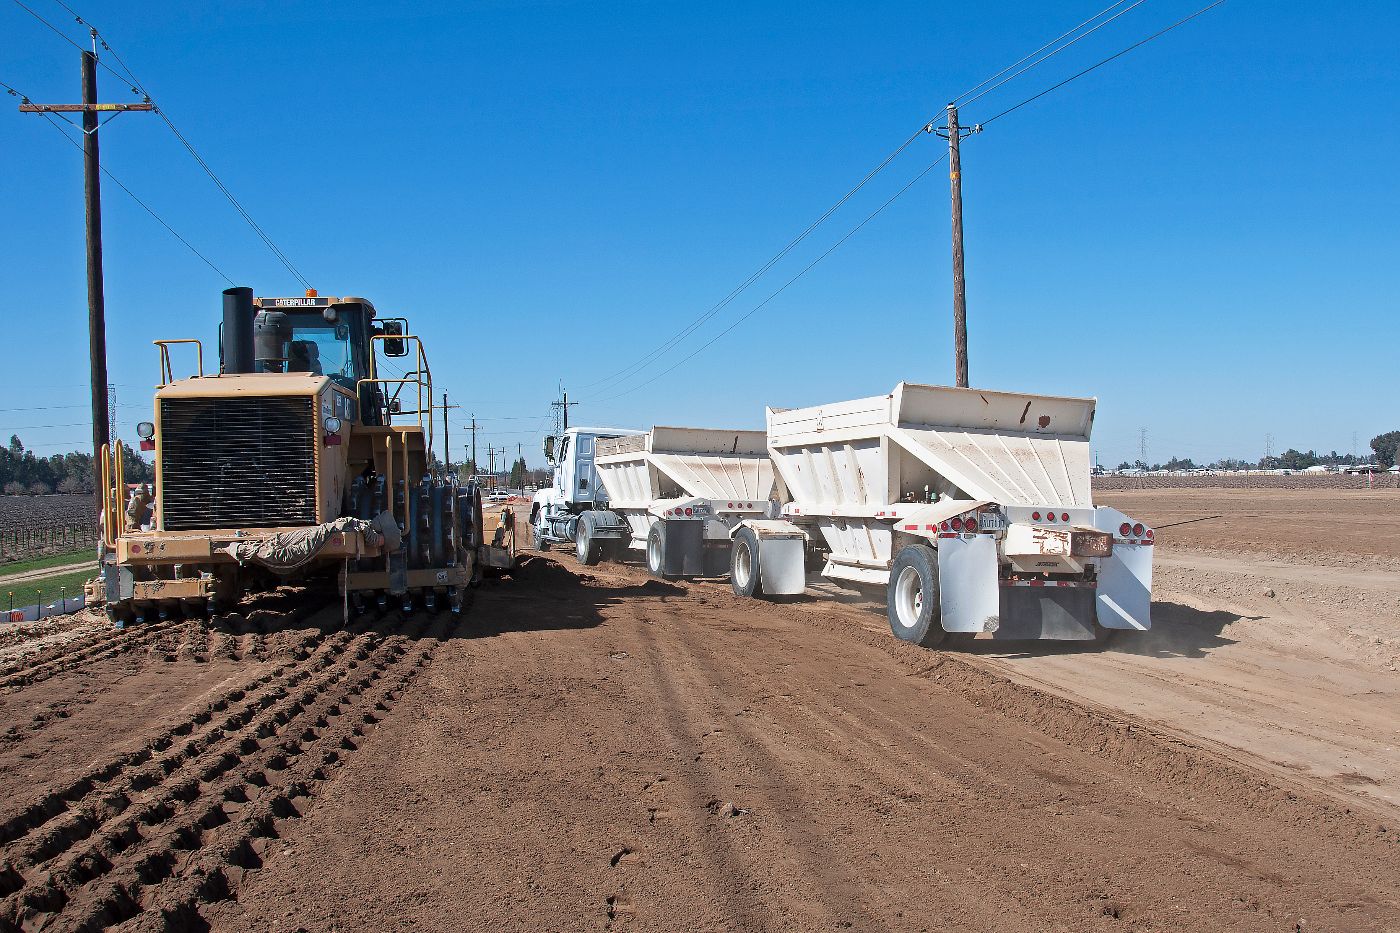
[221,286,255,374]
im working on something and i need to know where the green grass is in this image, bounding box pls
[0,548,95,577]
[3,569,96,611]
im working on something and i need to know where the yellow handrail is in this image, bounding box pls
[361,332,435,456]
[154,339,204,387]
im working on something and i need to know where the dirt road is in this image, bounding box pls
[0,495,1396,930]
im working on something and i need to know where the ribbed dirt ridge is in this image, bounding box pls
[0,601,458,932]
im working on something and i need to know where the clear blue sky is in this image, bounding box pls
[2,0,1396,470]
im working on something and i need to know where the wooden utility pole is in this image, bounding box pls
[946,103,969,388]
[435,391,460,471]
[18,39,152,515]
[470,414,478,477]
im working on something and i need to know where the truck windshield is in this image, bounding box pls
[263,311,364,391]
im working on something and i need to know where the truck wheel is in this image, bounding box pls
[646,524,678,580]
[576,512,604,566]
[730,527,764,598]
[886,544,947,648]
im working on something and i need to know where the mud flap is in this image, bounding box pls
[1093,507,1152,630]
[103,563,133,602]
[936,535,999,633]
[755,537,806,595]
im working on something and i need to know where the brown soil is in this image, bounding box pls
[0,493,1395,931]
[1097,487,1400,564]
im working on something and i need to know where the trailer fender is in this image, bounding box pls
[935,534,1000,633]
[731,519,807,596]
[1093,506,1152,630]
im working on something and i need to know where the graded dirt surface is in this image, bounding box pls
[1095,486,1400,565]
[0,492,1396,931]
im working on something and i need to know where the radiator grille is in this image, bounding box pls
[159,396,318,531]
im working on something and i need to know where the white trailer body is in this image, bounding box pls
[744,382,1153,642]
[589,427,781,577]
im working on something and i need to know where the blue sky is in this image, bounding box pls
[2,0,1396,470]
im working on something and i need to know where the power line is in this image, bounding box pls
[585,152,950,405]
[35,111,235,284]
[980,0,1228,127]
[575,3,1190,397]
[9,0,139,93]
[17,0,313,290]
[952,0,1139,103]
[956,0,1151,110]
[578,127,927,393]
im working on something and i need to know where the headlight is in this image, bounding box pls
[324,416,343,434]
[136,421,155,439]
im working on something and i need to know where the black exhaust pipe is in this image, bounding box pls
[221,286,255,374]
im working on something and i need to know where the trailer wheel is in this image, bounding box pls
[576,512,604,566]
[887,544,947,648]
[646,524,678,580]
[730,527,765,598]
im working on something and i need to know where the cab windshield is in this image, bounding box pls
[263,310,367,391]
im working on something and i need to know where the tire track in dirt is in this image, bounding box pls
[0,605,456,931]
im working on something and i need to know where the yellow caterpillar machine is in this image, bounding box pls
[89,287,494,624]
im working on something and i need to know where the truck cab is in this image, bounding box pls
[530,426,643,548]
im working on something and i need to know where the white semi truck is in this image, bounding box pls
[727,382,1154,645]
[530,425,644,552]
[587,427,778,576]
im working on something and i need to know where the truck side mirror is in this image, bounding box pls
[543,435,556,463]
[381,320,407,357]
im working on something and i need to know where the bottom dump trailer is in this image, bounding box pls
[730,382,1154,644]
[585,427,779,580]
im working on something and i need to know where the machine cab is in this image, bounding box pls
[245,295,409,426]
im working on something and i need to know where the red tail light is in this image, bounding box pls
[1031,511,1042,521]
[1061,512,1070,522]
[1046,512,1056,522]
[685,507,693,516]
[1132,522,1144,537]
[139,439,155,452]
[1119,522,1132,537]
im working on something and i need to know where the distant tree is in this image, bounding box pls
[1115,461,1132,471]
[1278,448,1319,471]
[57,477,86,494]
[1162,456,1197,471]
[1372,431,1400,468]
[508,457,526,488]
[3,481,23,496]
[28,481,51,496]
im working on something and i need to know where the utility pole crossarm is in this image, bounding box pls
[19,103,153,112]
